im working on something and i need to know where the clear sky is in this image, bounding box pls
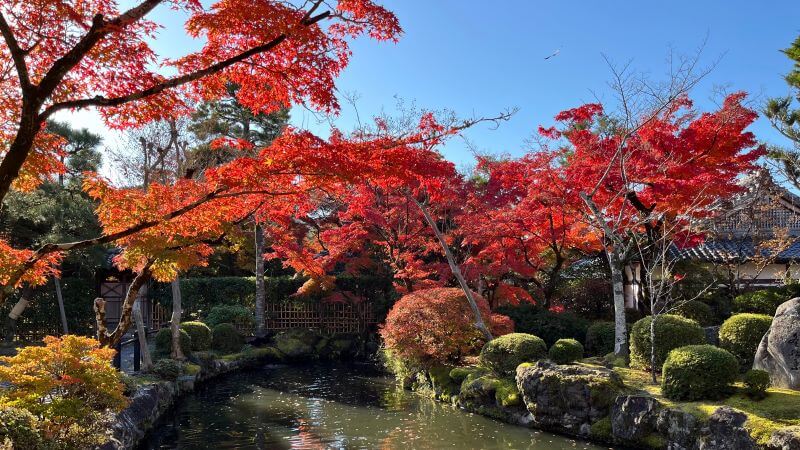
[60,0,800,174]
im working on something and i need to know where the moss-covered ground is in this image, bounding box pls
[583,362,800,445]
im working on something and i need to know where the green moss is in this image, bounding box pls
[589,417,612,440]
[492,377,521,407]
[639,433,667,449]
[428,365,458,398]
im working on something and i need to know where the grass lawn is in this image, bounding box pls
[590,363,800,444]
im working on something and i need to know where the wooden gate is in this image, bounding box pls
[98,282,168,331]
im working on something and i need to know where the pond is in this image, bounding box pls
[140,363,606,450]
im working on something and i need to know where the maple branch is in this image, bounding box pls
[0,11,31,91]
[40,10,331,120]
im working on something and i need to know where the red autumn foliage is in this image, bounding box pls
[380,287,513,366]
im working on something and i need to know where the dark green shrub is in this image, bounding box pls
[151,358,186,380]
[212,323,245,354]
[719,313,772,370]
[0,406,43,449]
[154,328,192,358]
[625,307,643,324]
[585,321,615,356]
[548,338,584,364]
[495,304,589,347]
[675,300,714,326]
[479,333,547,375]
[204,304,255,331]
[733,285,799,315]
[180,321,212,351]
[629,314,705,371]
[743,369,771,400]
[661,345,738,401]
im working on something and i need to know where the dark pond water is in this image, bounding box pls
[139,363,605,450]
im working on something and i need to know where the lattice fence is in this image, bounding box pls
[264,301,375,334]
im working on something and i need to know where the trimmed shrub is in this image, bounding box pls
[661,345,739,401]
[743,369,770,400]
[479,333,547,375]
[549,338,584,364]
[180,321,212,351]
[675,300,715,326]
[719,313,773,370]
[733,286,799,315]
[630,315,705,371]
[585,321,615,356]
[381,288,509,366]
[212,323,245,354]
[151,358,186,380]
[204,304,255,332]
[0,406,43,449]
[155,328,192,357]
[495,303,589,347]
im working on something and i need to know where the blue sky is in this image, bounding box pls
[63,0,800,173]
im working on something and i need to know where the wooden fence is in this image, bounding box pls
[264,301,375,334]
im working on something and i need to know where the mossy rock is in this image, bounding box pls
[589,417,612,440]
[479,333,547,375]
[459,374,521,408]
[273,328,321,359]
[427,365,459,400]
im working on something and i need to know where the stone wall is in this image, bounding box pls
[402,360,800,450]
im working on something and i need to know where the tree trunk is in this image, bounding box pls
[54,277,69,334]
[96,267,151,348]
[254,223,266,338]
[133,299,153,372]
[408,194,493,341]
[4,287,32,343]
[609,257,629,357]
[650,313,658,383]
[170,279,185,360]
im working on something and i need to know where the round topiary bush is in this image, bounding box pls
[661,345,739,401]
[180,321,212,351]
[629,314,705,371]
[479,333,547,375]
[549,338,584,364]
[675,300,714,326]
[151,358,186,380]
[585,321,615,356]
[154,328,192,357]
[0,406,43,449]
[204,304,255,331]
[212,323,245,354]
[719,313,773,370]
[381,288,512,366]
[743,369,771,400]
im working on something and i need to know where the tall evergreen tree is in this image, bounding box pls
[766,35,800,187]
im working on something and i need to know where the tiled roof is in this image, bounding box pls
[674,237,800,263]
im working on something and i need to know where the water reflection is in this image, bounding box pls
[140,363,604,450]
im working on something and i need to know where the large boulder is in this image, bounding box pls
[754,298,800,389]
[515,360,625,437]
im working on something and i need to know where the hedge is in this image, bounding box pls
[661,345,739,401]
[0,277,96,338]
[203,304,255,331]
[733,285,800,315]
[154,328,192,358]
[675,300,715,326]
[495,303,589,347]
[629,314,705,371]
[212,323,245,354]
[585,321,615,356]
